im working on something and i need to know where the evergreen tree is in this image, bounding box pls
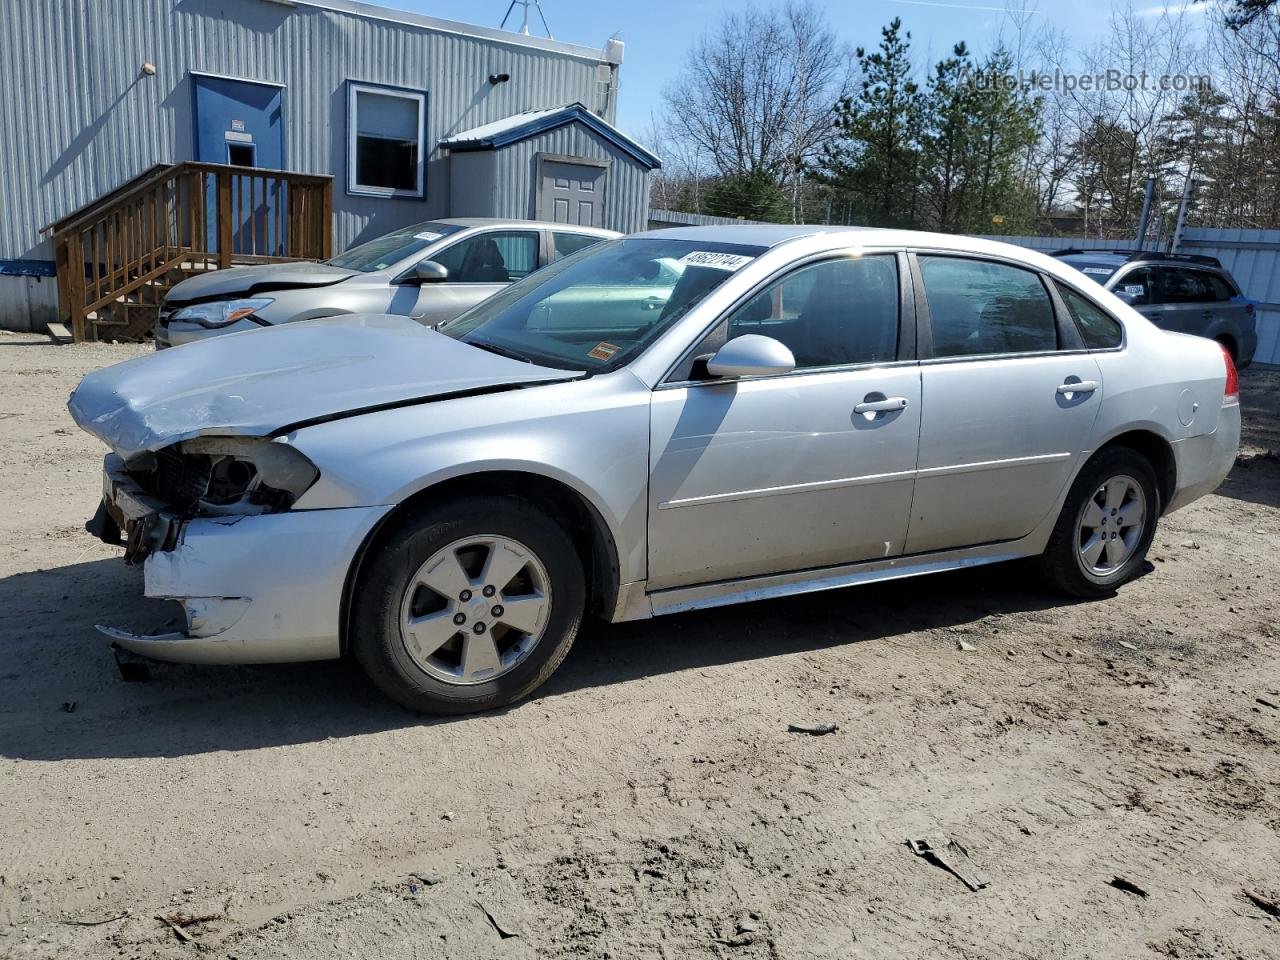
[821,19,923,227]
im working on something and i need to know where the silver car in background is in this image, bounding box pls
[156,218,617,347]
[71,226,1240,714]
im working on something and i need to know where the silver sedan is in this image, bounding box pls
[156,218,617,347]
[71,226,1240,713]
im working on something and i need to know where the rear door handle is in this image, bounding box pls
[854,396,909,413]
[1057,380,1099,395]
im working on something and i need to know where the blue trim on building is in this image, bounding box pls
[0,259,57,278]
[445,103,661,169]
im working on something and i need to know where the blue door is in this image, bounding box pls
[192,75,285,256]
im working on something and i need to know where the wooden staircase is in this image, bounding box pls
[48,162,333,342]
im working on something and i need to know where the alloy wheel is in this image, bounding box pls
[399,535,552,685]
[1076,475,1147,576]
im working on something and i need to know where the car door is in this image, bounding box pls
[905,253,1103,555]
[1151,266,1211,335]
[647,252,921,590]
[410,229,540,324]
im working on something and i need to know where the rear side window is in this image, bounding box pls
[1057,283,1123,349]
[1204,272,1237,301]
[1160,267,1205,304]
[919,256,1057,358]
[552,231,604,261]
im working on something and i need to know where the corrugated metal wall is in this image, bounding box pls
[489,123,651,234]
[980,230,1280,366]
[0,0,619,262]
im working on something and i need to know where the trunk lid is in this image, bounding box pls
[69,314,574,460]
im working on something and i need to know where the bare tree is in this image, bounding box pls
[659,1,850,221]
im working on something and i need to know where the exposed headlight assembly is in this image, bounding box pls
[131,437,319,516]
[171,297,275,329]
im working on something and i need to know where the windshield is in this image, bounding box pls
[437,238,766,372]
[326,222,464,272]
[1058,257,1121,284]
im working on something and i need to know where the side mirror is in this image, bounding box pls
[705,334,795,379]
[411,260,448,284]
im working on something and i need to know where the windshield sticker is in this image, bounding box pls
[1082,267,1113,276]
[587,342,620,362]
[414,231,443,242]
[1122,284,1145,297]
[677,251,753,271]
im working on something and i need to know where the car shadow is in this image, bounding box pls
[0,555,1091,762]
[1214,453,1280,510]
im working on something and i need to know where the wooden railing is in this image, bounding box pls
[49,162,332,342]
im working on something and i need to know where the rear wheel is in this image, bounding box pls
[1039,447,1159,597]
[352,496,584,714]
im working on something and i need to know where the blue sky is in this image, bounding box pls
[386,0,1215,133]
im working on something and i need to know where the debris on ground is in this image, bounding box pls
[787,722,838,736]
[59,911,129,926]
[1256,697,1278,710]
[476,900,520,939]
[907,837,990,891]
[1117,640,1138,651]
[1107,876,1149,898]
[957,639,976,651]
[1243,890,1280,920]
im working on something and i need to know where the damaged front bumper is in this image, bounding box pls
[90,455,391,664]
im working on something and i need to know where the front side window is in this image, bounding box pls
[919,256,1057,358]
[696,255,899,372]
[1114,267,1153,305]
[347,83,426,198]
[438,238,766,372]
[1057,283,1123,349]
[431,231,539,283]
[327,221,462,273]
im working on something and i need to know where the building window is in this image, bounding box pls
[347,82,426,198]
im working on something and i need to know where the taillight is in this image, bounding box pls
[1221,342,1239,400]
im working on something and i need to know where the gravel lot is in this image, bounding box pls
[1,328,1278,959]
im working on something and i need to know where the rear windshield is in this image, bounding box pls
[437,238,766,372]
[327,221,465,272]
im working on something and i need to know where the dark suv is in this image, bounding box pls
[1053,249,1257,367]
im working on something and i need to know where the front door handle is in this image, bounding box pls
[854,396,909,414]
[1057,380,1099,395]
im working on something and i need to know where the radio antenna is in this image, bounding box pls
[501,0,553,38]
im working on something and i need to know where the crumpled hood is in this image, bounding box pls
[166,261,359,303]
[68,314,574,460]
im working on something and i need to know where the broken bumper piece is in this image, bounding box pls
[96,501,392,665]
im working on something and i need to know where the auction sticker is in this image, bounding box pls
[414,231,443,242]
[1082,267,1112,276]
[588,342,620,361]
[678,251,753,271]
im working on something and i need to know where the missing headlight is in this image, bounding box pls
[128,437,319,516]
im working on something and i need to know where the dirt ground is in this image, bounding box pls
[0,327,1277,960]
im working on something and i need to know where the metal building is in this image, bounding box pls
[0,0,659,333]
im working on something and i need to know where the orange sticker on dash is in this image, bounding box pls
[588,342,620,362]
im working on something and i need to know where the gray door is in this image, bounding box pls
[907,255,1103,554]
[540,160,606,228]
[647,254,919,590]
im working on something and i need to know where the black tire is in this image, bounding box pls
[352,495,585,715]
[1039,447,1160,598]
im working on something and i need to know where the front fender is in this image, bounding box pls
[287,372,653,584]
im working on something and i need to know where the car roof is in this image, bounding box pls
[433,217,618,237]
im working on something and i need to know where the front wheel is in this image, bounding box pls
[1039,447,1160,598]
[352,496,585,714]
